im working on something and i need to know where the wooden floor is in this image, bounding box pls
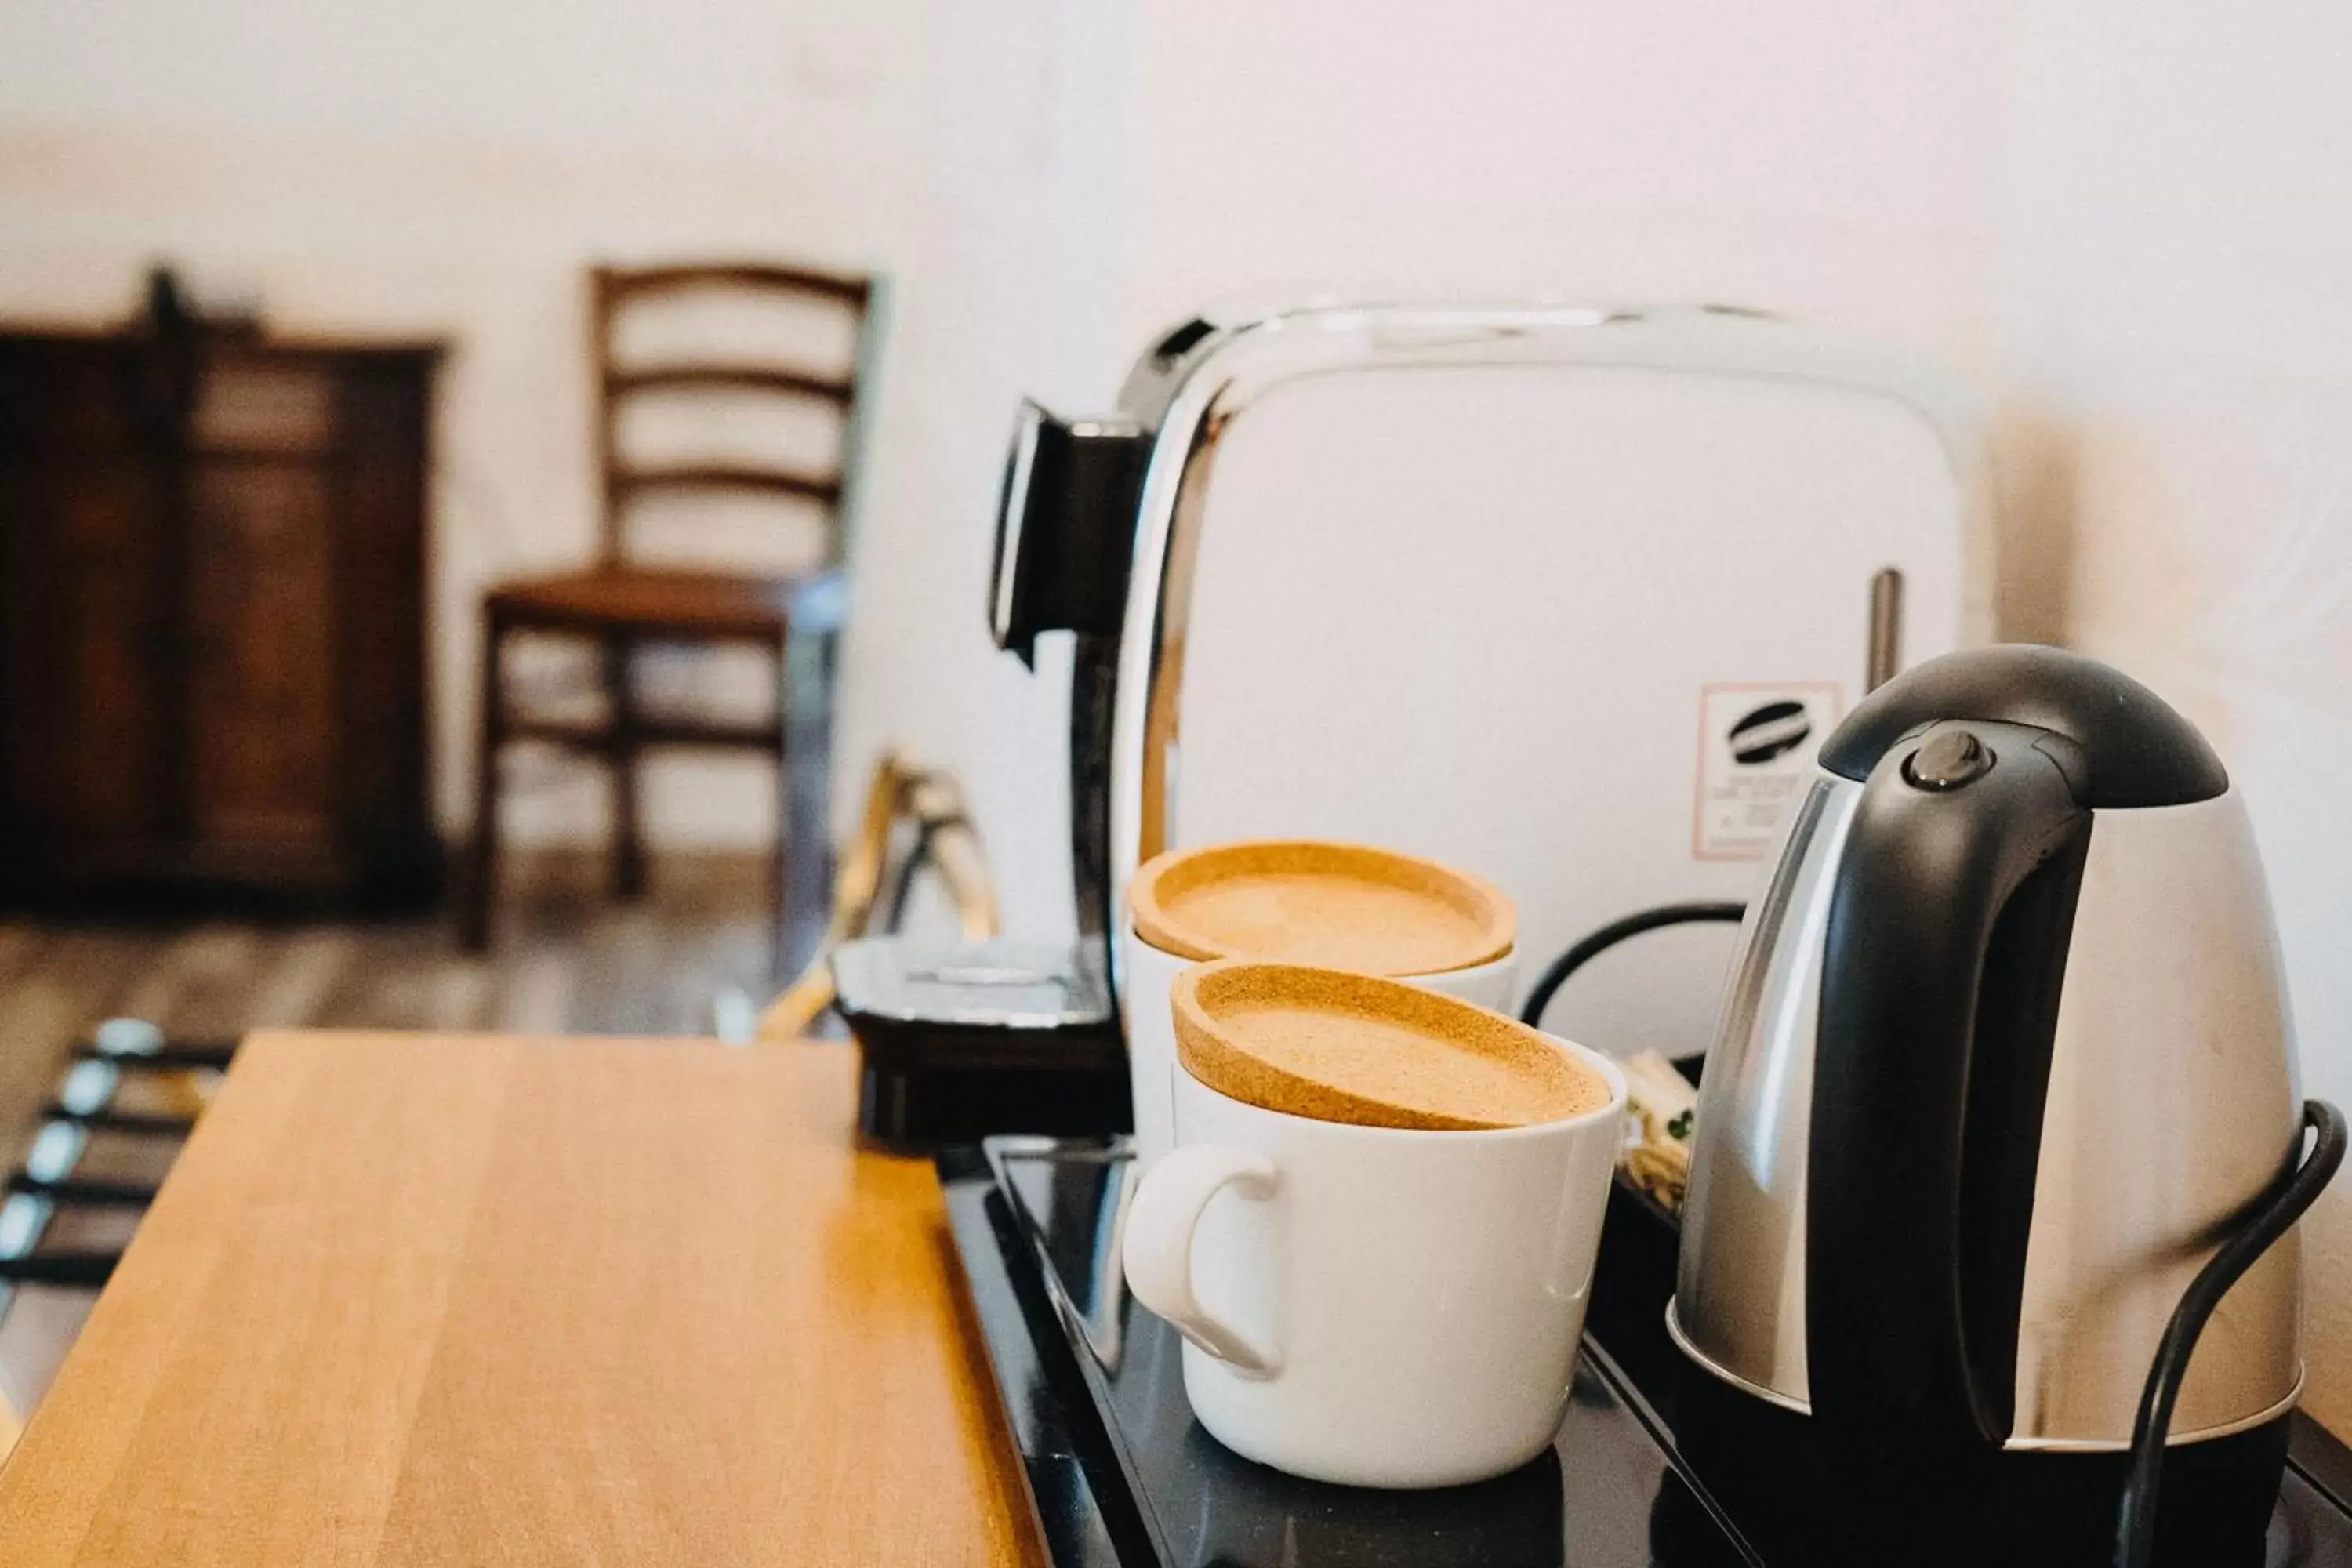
[0,851,797,1422]
[0,851,782,1085]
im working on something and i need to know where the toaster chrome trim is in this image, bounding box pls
[1094,301,1997,1004]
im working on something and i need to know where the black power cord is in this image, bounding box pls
[1519,902,1748,1030]
[2114,1097,2347,1568]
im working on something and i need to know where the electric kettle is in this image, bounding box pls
[1671,644,2342,1563]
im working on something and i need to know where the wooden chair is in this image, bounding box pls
[459,263,873,955]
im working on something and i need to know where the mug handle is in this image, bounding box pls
[1122,1145,1282,1377]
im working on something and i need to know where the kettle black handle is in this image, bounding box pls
[1808,720,2092,1454]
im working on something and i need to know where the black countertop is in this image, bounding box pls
[940,1137,2352,1568]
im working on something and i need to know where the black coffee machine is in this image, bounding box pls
[853,301,1990,1145]
[989,303,1983,1020]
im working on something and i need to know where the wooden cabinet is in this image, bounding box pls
[0,328,442,911]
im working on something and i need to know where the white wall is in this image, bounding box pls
[1991,0,2352,1437]
[826,0,1138,943]
[1120,1,2000,356]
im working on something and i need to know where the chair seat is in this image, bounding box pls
[487,568,793,639]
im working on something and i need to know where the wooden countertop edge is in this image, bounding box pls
[0,1030,1049,1566]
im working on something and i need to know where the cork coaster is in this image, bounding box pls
[1129,840,1513,977]
[1171,961,1611,1131]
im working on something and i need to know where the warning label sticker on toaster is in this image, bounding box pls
[1693,684,1843,861]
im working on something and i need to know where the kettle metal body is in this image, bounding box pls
[1671,645,2305,1452]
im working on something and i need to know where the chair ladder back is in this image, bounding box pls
[589,262,874,570]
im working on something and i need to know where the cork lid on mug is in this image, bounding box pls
[1128,840,1514,977]
[1171,961,1611,1131]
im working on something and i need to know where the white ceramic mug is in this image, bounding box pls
[1121,930,1517,1174]
[1121,1041,1626,1489]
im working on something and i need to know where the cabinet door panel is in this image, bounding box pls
[332,362,433,861]
[6,456,172,850]
[185,461,338,862]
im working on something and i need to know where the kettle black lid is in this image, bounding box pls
[1818,644,2227,807]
